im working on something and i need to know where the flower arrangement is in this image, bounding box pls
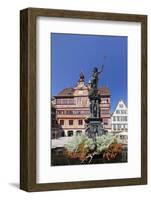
[64,133,123,163]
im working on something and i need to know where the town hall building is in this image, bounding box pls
[51,73,111,138]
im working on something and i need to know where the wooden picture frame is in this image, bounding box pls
[20,7,147,192]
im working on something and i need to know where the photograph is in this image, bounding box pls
[20,7,147,191]
[51,33,128,166]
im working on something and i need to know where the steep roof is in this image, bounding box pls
[55,86,110,97]
[111,99,127,116]
[98,87,110,96]
[57,88,74,97]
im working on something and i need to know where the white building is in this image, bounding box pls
[111,100,128,132]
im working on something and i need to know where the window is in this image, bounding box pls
[116,110,120,114]
[66,110,73,115]
[121,110,127,114]
[60,120,64,125]
[101,99,107,103]
[67,131,73,137]
[57,110,65,115]
[117,116,120,121]
[123,116,127,121]
[113,116,116,121]
[57,110,89,115]
[103,119,108,125]
[117,124,121,130]
[57,110,90,115]
[73,110,81,115]
[101,109,109,114]
[77,97,82,104]
[56,99,75,105]
[113,124,116,130]
[78,120,83,125]
[69,120,73,125]
[76,130,82,136]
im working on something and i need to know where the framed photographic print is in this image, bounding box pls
[20,8,147,191]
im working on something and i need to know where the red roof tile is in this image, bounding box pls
[57,88,74,97]
[55,86,110,97]
[98,87,110,96]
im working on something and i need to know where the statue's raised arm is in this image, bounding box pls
[98,64,104,75]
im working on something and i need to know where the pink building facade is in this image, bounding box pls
[51,73,111,138]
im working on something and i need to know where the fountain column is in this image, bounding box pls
[85,66,107,141]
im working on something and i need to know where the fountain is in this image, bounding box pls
[85,66,107,141]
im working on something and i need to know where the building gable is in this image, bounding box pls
[112,100,127,116]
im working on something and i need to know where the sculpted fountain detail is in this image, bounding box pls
[85,66,107,141]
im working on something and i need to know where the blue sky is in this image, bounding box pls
[51,33,127,113]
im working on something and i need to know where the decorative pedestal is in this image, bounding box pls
[85,117,107,141]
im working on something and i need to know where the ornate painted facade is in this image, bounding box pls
[51,73,111,138]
